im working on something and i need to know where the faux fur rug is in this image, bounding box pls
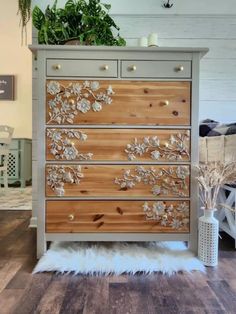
[33,241,205,275]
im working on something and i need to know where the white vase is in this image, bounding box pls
[198,209,219,266]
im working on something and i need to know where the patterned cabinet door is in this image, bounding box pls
[45,164,190,198]
[46,200,190,233]
[46,128,190,162]
[46,80,190,126]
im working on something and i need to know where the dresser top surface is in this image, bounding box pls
[29,45,209,58]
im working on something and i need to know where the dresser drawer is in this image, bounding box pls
[46,164,190,198]
[46,128,190,162]
[46,59,118,77]
[46,80,190,125]
[46,200,190,233]
[121,61,191,78]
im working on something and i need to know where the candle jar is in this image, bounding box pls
[138,37,148,47]
[148,33,158,47]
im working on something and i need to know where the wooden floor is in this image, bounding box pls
[0,211,236,314]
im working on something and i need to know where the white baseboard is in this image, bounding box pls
[29,216,37,228]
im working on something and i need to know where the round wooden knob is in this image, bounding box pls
[68,214,75,221]
[129,65,137,71]
[176,65,184,72]
[69,99,75,105]
[102,65,109,71]
[162,100,169,106]
[53,64,61,70]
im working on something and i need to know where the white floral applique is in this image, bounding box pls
[47,80,115,124]
[46,165,84,196]
[47,129,93,161]
[125,132,190,161]
[142,201,189,230]
[114,166,189,197]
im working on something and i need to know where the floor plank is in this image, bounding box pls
[0,211,235,314]
[0,258,25,293]
[0,289,24,314]
[35,275,70,314]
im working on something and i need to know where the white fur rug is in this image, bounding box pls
[33,241,205,275]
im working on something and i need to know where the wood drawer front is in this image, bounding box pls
[46,164,190,198]
[46,200,190,233]
[46,128,190,162]
[46,59,118,77]
[46,80,190,126]
[121,61,191,78]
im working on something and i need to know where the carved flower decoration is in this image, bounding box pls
[152,201,166,215]
[143,202,150,212]
[47,129,93,161]
[47,80,115,124]
[176,202,189,213]
[151,185,161,196]
[107,85,114,95]
[47,81,61,95]
[171,219,183,229]
[77,98,91,113]
[142,201,189,230]
[63,171,75,183]
[64,146,79,160]
[151,150,161,160]
[125,133,190,161]
[115,166,189,197]
[176,166,190,179]
[92,101,102,112]
[72,83,82,95]
[61,101,71,112]
[90,81,100,91]
[46,165,84,196]
[51,132,62,142]
[48,99,57,109]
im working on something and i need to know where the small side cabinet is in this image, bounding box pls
[1,138,32,187]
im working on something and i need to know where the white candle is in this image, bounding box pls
[148,33,158,47]
[138,36,148,47]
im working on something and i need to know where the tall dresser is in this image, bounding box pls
[30,45,208,257]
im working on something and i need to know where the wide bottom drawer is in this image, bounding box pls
[46,200,190,233]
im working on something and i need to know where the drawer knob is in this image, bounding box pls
[102,65,109,71]
[69,99,75,105]
[162,100,170,106]
[53,64,61,70]
[129,65,137,71]
[68,214,75,221]
[176,65,184,72]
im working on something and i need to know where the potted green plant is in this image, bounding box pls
[32,0,126,46]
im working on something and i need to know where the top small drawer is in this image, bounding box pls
[121,61,191,78]
[46,59,118,78]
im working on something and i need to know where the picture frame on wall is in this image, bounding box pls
[0,75,14,100]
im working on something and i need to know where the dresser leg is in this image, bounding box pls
[188,233,198,255]
[37,232,46,259]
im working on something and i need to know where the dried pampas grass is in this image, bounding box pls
[195,161,236,210]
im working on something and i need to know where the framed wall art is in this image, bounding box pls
[0,75,15,100]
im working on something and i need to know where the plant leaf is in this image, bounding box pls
[32,6,45,30]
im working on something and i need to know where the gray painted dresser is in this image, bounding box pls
[30,45,208,258]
